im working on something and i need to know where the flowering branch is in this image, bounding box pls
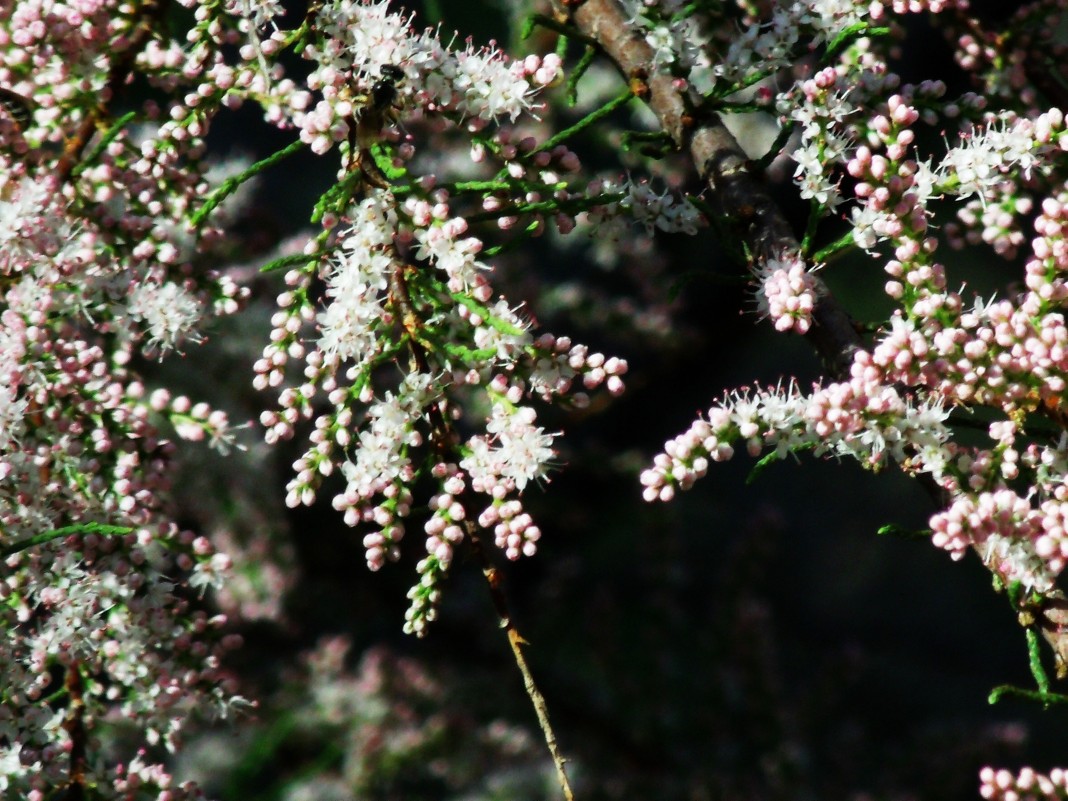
[554,0,1068,717]
[548,0,862,376]
[0,522,133,558]
[7,0,1068,795]
[387,260,576,798]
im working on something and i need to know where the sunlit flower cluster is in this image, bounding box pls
[297,0,562,155]
[247,2,642,637]
[640,375,951,502]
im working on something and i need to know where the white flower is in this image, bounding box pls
[454,46,535,121]
[128,281,203,351]
[462,405,556,491]
[317,221,395,366]
[413,219,487,289]
[940,115,1041,201]
[342,427,411,497]
[225,0,285,30]
[621,180,704,235]
[801,0,868,39]
[473,300,532,359]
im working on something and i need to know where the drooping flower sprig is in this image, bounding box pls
[257,182,630,634]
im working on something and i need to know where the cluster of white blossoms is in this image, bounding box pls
[295,0,562,155]
[624,0,871,97]
[938,111,1061,201]
[784,66,858,209]
[247,1,636,636]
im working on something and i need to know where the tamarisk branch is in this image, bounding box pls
[549,0,1068,688]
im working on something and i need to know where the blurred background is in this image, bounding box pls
[148,1,1068,798]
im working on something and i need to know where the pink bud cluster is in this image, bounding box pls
[640,376,950,502]
[980,766,1068,801]
[756,255,818,334]
[848,97,929,257]
[645,37,1068,801]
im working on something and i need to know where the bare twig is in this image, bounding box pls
[62,662,88,801]
[465,522,576,801]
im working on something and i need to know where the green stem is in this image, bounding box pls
[192,139,304,228]
[800,200,825,255]
[522,13,598,48]
[567,45,598,105]
[70,111,138,178]
[1,522,133,557]
[260,251,317,274]
[536,86,634,153]
[989,684,1068,707]
[824,23,892,61]
[752,120,795,173]
[810,230,855,264]
[1027,627,1052,694]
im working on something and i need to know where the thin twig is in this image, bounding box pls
[467,523,576,800]
[388,261,576,800]
[62,661,88,801]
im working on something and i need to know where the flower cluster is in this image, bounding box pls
[625,0,877,99]
[259,186,628,632]
[640,375,951,502]
[297,0,562,156]
[645,19,1068,598]
[784,66,858,209]
[250,2,642,636]
[0,0,277,793]
[755,255,820,333]
[7,0,1068,794]
[0,154,248,796]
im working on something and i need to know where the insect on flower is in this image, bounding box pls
[0,86,33,132]
[369,64,405,117]
[350,64,406,189]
